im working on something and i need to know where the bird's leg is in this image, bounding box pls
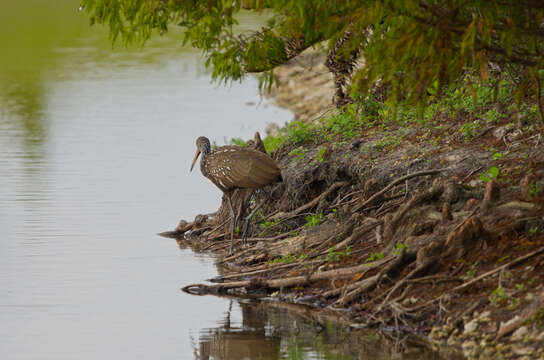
[241,189,270,242]
[226,194,236,255]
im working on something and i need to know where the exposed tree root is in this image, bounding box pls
[273,181,349,220]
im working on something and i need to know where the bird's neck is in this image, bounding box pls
[199,141,211,174]
[200,141,211,158]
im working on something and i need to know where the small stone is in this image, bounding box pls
[506,129,523,142]
[478,310,491,322]
[480,345,496,357]
[492,124,514,139]
[511,326,528,341]
[402,297,418,306]
[524,292,535,301]
[464,318,479,334]
[465,198,479,210]
[512,345,534,356]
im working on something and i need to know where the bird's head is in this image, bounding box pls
[190,136,211,172]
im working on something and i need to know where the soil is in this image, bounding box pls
[163,49,544,359]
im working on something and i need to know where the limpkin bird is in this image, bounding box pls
[190,136,282,253]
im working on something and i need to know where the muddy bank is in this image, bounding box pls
[167,50,544,359]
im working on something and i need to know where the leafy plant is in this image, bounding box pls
[260,218,280,230]
[489,286,508,304]
[305,212,323,228]
[529,181,542,197]
[492,152,502,160]
[325,246,351,262]
[479,166,499,182]
[267,253,297,265]
[460,121,481,140]
[315,146,326,163]
[393,242,408,256]
[230,137,246,146]
[289,147,305,161]
[463,261,479,279]
[263,134,286,154]
[366,252,385,262]
[287,120,315,145]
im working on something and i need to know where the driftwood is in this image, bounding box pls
[337,250,411,306]
[183,257,389,295]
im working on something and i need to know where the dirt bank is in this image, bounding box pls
[166,50,544,359]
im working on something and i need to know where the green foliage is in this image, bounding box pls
[267,253,297,265]
[393,242,408,256]
[82,0,544,107]
[479,166,499,182]
[305,212,323,228]
[489,286,508,304]
[287,120,315,144]
[315,146,326,162]
[288,147,305,161]
[459,120,481,140]
[230,137,246,146]
[463,261,479,279]
[260,217,280,230]
[321,105,372,140]
[529,181,542,197]
[263,133,285,153]
[324,246,351,263]
[366,252,385,262]
[484,109,506,124]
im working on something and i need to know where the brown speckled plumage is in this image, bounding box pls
[190,135,282,253]
[193,136,281,193]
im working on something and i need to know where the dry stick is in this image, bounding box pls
[461,166,483,183]
[273,181,349,220]
[206,219,229,239]
[243,227,303,242]
[337,251,408,306]
[406,275,462,284]
[183,256,391,293]
[378,258,436,311]
[410,246,544,312]
[209,259,327,283]
[536,76,544,125]
[352,168,450,212]
[320,220,382,256]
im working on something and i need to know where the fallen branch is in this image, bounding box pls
[183,256,390,294]
[337,250,411,306]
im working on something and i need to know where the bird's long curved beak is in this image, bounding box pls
[190,149,200,172]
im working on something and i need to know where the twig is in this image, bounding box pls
[461,166,483,183]
[273,181,349,220]
[186,256,392,294]
[353,168,450,212]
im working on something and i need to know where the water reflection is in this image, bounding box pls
[195,299,464,360]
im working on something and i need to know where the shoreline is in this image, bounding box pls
[170,49,544,360]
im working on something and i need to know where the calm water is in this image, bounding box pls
[0,2,462,359]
